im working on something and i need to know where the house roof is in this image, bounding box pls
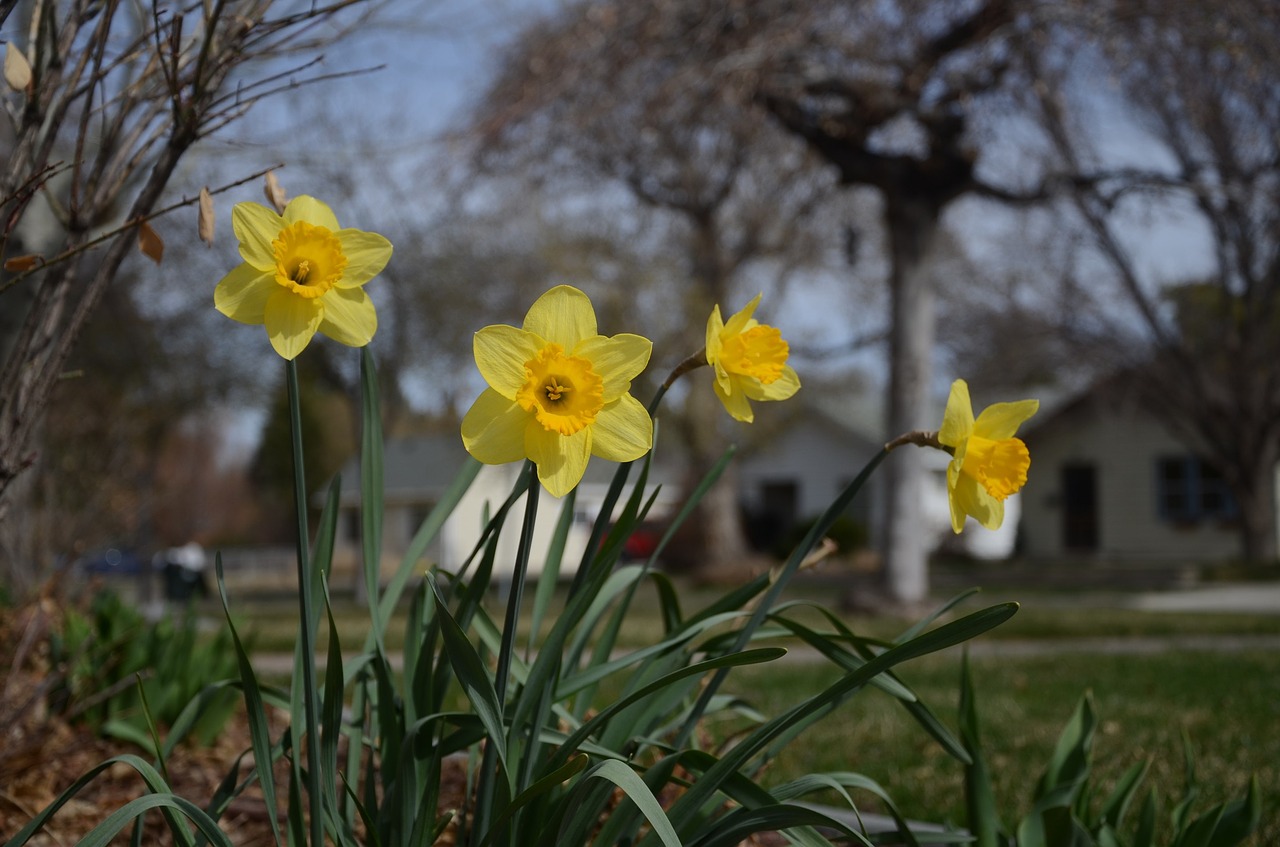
[1020,371,1152,442]
[334,433,473,505]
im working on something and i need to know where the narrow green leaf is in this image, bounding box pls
[1206,776,1262,847]
[588,760,682,847]
[655,602,1018,844]
[68,794,233,847]
[676,446,889,748]
[546,648,786,774]
[960,652,1004,847]
[320,575,345,838]
[215,557,283,847]
[691,804,870,847]
[477,754,590,847]
[1099,760,1149,831]
[1034,693,1096,804]
[528,489,575,659]
[378,457,482,629]
[285,358,325,847]
[360,346,386,634]
[428,576,511,787]
[1133,788,1158,847]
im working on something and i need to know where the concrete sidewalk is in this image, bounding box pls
[1127,581,1280,614]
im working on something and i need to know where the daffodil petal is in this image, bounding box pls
[283,195,340,231]
[743,365,800,402]
[233,203,285,269]
[526,425,590,498]
[713,375,754,423]
[214,263,275,324]
[721,293,762,338]
[318,287,377,347]
[974,399,1040,440]
[591,394,652,461]
[522,285,596,349]
[335,229,393,288]
[264,288,323,360]
[938,379,975,448]
[951,474,1004,531]
[705,304,726,362]
[574,333,651,402]
[461,389,530,465]
[475,325,542,399]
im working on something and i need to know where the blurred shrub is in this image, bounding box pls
[46,591,240,746]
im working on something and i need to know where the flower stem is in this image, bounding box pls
[474,462,539,841]
[885,429,948,453]
[661,347,708,391]
[286,358,324,847]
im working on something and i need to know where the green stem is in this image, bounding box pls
[673,445,890,749]
[474,462,540,844]
[286,358,325,847]
[567,378,675,597]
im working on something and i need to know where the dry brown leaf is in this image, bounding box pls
[264,171,287,214]
[3,254,41,272]
[198,186,215,246]
[138,221,164,264]
[4,43,31,92]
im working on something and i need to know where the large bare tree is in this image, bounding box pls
[755,0,1053,604]
[1022,0,1280,561]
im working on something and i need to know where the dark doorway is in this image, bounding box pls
[1061,463,1099,552]
[745,480,800,552]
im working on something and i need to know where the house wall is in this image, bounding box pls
[1021,402,1242,561]
[737,418,879,525]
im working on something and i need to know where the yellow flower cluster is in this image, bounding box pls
[212,200,1037,520]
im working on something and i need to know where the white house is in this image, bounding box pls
[1018,378,1268,561]
[331,435,682,581]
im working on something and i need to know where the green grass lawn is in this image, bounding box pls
[728,648,1278,845]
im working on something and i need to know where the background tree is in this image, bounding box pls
[0,0,382,591]
[0,0,378,515]
[467,0,865,571]
[1022,0,1280,561]
[747,0,1050,606]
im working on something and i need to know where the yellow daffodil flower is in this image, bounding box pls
[461,285,653,497]
[214,196,392,360]
[938,379,1039,533]
[705,293,800,422]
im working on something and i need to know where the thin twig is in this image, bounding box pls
[0,163,284,296]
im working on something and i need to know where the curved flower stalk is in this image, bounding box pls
[214,196,393,360]
[461,285,653,497]
[937,379,1039,533]
[705,293,800,422]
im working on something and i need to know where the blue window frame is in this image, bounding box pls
[1155,456,1237,523]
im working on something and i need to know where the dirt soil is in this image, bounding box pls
[1,596,784,847]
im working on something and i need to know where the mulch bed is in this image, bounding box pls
[1,595,784,847]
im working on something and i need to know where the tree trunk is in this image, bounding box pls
[1235,442,1278,563]
[680,214,751,575]
[880,198,939,607]
[679,373,750,574]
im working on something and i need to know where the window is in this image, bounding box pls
[1155,456,1236,523]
